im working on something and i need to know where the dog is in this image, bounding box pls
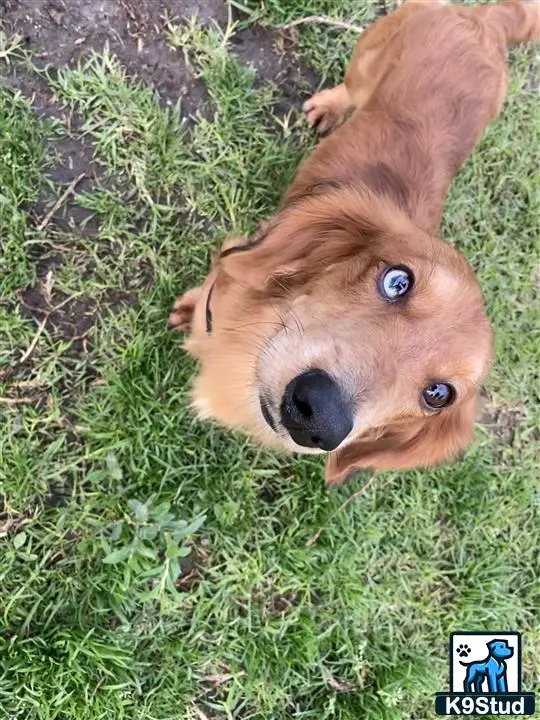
[461,639,514,693]
[170,1,540,485]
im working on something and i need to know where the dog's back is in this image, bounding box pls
[478,0,540,45]
[371,6,511,184]
[372,1,539,125]
[290,0,540,234]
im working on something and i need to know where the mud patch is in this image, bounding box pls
[1,70,104,237]
[2,0,318,117]
[17,263,137,365]
[480,402,528,447]
[1,0,320,387]
[231,25,318,113]
[269,590,297,615]
[177,544,206,591]
[0,0,217,114]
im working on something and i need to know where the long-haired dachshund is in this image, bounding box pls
[170,0,540,485]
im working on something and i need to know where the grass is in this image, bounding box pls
[0,83,47,296]
[0,3,539,719]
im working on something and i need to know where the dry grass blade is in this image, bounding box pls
[280,15,364,33]
[201,671,246,686]
[0,396,39,405]
[18,315,48,365]
[37,173,85,230]
[192,707,211,720]
[18,270,54,365]
[327,675,358,693]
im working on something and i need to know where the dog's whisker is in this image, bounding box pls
[289,309,305,337]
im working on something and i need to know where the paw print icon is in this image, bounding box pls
[456,643,471,658]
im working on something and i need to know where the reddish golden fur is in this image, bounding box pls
[170,0,540,485]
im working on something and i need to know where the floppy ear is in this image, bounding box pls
[325,393,480,486]
[219,187,423,289]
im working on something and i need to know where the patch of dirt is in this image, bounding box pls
[20,273,137,353]
[480,402,528,447]
[1,0,319,384]
[177,542,209,591]
[257,485,277,504]
[47,477,74,508]
[1,0,318,242]
[38,126,104,236]
[0,0,219,114]
[2,0,318,116]
[0,504,35,537]
[177,551,201,591]
[22,290,96,357]
[1,67,104,234]
[269,590,297,615]
[4,257,136,394]
[231,25,318,114]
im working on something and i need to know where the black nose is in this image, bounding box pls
[280,370,353,451]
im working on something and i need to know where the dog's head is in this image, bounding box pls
[185,186,492,484]
[488,640,513,661]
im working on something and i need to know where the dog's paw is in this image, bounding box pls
[303,85,350,135]
[457,644,471,658]
[303,92,341,135]
[168,287,202,334]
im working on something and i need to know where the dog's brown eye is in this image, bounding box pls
[422,382,455,409]
[379,265,414,301]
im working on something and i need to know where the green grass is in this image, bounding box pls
[0,86,46,296]
[0,5,539,719]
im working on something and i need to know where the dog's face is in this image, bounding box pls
[185,188,492,484]
[488,640,513,660]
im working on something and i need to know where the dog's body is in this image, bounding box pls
[301,0,536,236]
[170,1,540,485]
[460,639,513,693]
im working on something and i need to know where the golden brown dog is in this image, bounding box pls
[170,0,540,485]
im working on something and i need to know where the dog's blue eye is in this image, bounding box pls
[379,265,414,300]
[422,382,455,409]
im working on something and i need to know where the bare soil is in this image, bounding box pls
[0,0,317,347]
[1,0,315,116]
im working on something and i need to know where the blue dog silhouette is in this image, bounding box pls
[460,639,513,693]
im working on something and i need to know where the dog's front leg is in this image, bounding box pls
[497,672,508,693]
[168,286,202,335]
[303,0,430,135]
[486,667,499,694]
[303,84,352,135]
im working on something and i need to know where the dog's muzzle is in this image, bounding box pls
[278,369,353,451]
